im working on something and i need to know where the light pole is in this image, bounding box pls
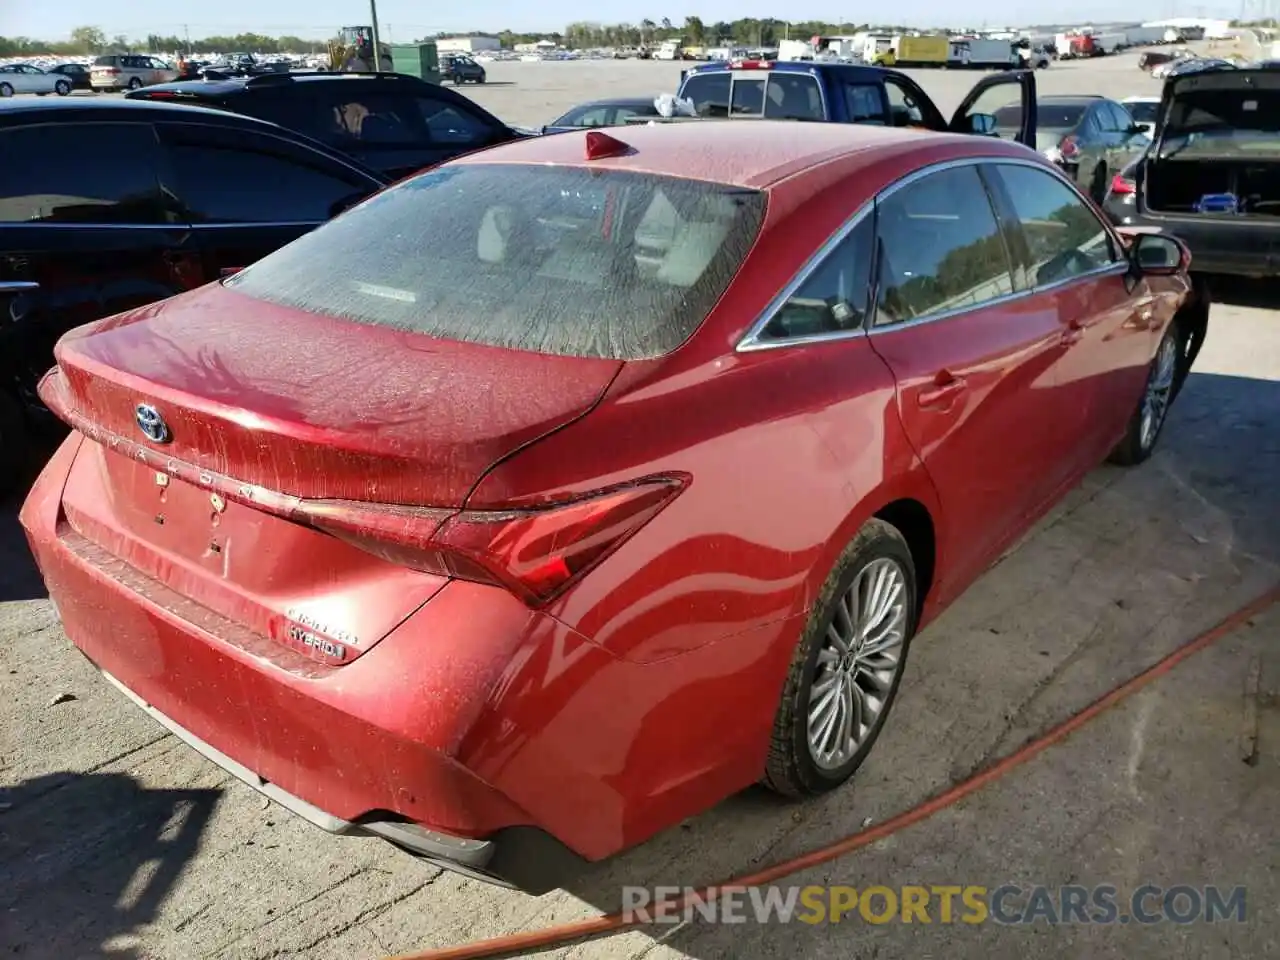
[369,0,383,68]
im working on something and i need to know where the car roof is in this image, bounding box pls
[1039,94,1106,102]
[0,96,248,122]
[451,120,1027,189]
[687,60,890,79]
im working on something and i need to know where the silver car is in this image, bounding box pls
[89,54,178,92]
[0,63,72,97]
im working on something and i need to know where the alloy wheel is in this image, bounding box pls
[807,557,909,771]
[1139,332,1178,452]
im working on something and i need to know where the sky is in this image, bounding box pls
[2,0,1243,42]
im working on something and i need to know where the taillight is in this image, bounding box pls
[1059,134,1080,161]
[1110,172,1136,195]
[294,477,687,606]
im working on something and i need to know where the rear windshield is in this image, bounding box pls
[995,102,1087,130]
[92,56,119,66]
[1162,89,1280,155]
[682,71,825,120]
[224,164,767,361]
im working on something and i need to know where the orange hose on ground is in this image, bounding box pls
[389,584,1280,960]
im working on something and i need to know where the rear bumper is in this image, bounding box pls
[95,665,499,877]
[1104,196,1278,278]
[21,434,795,883]
[17,436,558,886]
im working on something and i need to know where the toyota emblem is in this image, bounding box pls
[135,404,171,444]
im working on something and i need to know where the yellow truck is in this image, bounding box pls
[893,35,950,67]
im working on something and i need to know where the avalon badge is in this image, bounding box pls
[135,404,172,444]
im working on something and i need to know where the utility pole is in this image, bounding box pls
[369,0,383,68]
[184,23,190,56]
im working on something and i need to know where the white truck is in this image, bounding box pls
[655,39,683,60]
[955,37,1019,68]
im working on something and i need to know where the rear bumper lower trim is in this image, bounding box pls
[96,667,497,871]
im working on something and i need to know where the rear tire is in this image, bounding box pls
[55,79,72,96]
[0,83,13,98]
[128,77,142,90]
[1109,317,1182,467]
[763,519,918,797]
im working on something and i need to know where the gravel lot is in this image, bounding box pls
[2,42,1279,960]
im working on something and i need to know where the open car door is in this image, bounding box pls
[949,69,1037,148]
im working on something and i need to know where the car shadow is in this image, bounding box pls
[0,772,220,958]
[1,430,62,602]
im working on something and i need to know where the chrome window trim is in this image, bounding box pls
[736,154,1130,353]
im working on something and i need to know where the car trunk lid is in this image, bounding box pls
[1147,69,1280,218]
[43,282,621,665]
[47,282,622,507]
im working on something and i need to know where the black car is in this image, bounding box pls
[542,97,662,134]
[440,54,486,84]
[0,97,389,490]
[1102,67,1280,278]
[48,63,92,91]
[125,72,521,179]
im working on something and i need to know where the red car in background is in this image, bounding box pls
[22,120,1197,891]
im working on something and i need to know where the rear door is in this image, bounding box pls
[155,121,383,281]
[0,120,198,418]
[865,161,1068,595]
[986,160,1164,469]
[950,70,1037,146]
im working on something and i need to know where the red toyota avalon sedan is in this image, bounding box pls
[22,120,1196,891]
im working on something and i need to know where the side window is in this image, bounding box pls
[683,72,731,117]
[991,163,1120,288]
[883,79,924,127]
[761,215,874,341]
[874,165,1015,327]
[417,99,493,146]
[843,83,886,124]
[1109,102,1137,133]
[1086,105,1112,134]
[0,123,167,225]
[570,106,612,128]
[729,76,766,115]
[159,123,372,224]
[763,74,823,121]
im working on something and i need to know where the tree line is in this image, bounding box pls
[1,18,948,57]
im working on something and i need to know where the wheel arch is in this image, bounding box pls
[812,472,944,621]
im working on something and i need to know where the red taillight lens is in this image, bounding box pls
[1059,135,1080,160]
[1110,172,1136,195]
[294,477,687,606]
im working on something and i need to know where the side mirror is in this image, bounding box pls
[1130,232,1187,276]
[966,112,998,136]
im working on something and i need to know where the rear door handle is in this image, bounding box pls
[1062,317,1087,345]
[917,371,968,409]
[0,280,39,293]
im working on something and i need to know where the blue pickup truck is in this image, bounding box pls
[671,59,1037,146]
